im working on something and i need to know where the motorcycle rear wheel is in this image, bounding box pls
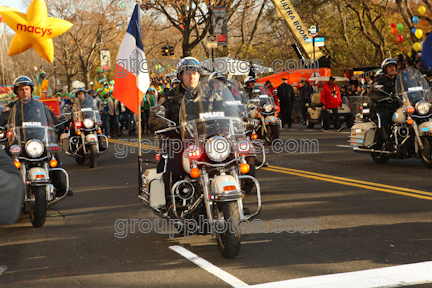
[306,115,314,129]
[420,137,432,168]
[29,186,47,228]
[215,202,241,259]
[371,152,389,164]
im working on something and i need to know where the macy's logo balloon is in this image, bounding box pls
[0,0,73,63]
[16,24,52,36]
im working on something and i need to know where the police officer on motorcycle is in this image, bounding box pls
[371,58,399,151]
[244,76,256,99]
[0,76,73,197]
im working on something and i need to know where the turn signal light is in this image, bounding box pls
[275,106,280,112]
[223,185,237,191]
[252,133,258,140]
[7,131,12,137]
[97,129,102,134]
[407,118,414,125]
[240,163,250,174]
[77,130,82,136]
[258,114,262,119]
[50,159,58,168]
[190,168,200,178]
[274,113,278,117]
[75,121,82,128]
[14,161,21,169]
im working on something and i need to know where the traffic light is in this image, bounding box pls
[161,46,169,56]
[169,45,174,55]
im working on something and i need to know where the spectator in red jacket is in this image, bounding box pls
[320,76,343,131]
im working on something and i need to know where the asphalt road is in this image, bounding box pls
[1,123,432,287]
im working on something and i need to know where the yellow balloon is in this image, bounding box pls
[0,0,73,63]
[407,51,412,57]
[418,6,426,15]
[413,42,421,52]
[415,29,423,39]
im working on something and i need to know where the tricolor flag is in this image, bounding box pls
[113,4,150,115]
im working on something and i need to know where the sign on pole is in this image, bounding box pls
[211,6,228,46]
[100,49,111,72]
[308,25,319,38]
[206,34,218,49]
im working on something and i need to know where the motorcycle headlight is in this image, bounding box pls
[415,101,430,115]
[205,136,231,162]
[25,139,44,158]
[83,118,95,129]
[264,103,273,113]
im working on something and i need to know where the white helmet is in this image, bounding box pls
[245,76,256,84]
[176,57,201,77]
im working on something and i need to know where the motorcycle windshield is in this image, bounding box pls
[179,79,247,143]
[8,98,56,147]
[258,95,276,107]
[74,96,101,122]
[396,68,432,104]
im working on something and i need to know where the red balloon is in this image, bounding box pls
[391,27,398,35]
[391,23,396,28]
[397,35,404,44]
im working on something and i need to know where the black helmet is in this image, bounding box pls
[13,76,34,95]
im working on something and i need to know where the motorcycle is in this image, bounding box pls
[1,98,69,227]
[140,78,262,258]
[249,88,281,145]
[349,68,432,167]
[61,96,108,168]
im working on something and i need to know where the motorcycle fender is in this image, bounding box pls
[392,107,407,124]
[28,167,47,181]
[85,133,98,144]
[349,122,377,148]
[418,121,432,135]
[265,116,280,125]
[211,175,240,194]
[338,103,351,113]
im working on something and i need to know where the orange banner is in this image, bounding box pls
[39,98,61,117]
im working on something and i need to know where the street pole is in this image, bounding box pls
[54,60,57,94]
[137,0,143,196]
[211,48,214,64]
[313,37,316,74]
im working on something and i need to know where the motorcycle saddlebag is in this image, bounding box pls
[60,133,69,151]
[143,168,165,208]
[349,122,377,148]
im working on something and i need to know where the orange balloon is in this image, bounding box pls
[391,27,398,35]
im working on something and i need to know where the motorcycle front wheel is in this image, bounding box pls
[29,186,47,228]
[420,137,432,168]
[88,144,98,168]
[215,202,241,259]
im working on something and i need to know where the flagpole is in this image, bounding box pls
[137,1,143,196]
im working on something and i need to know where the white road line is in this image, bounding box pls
[249,261,432,288]
[336,145,354,148]
[169,245,249,288]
